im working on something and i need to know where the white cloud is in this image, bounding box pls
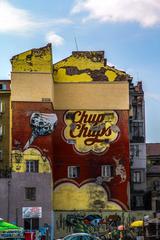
[0,0,72,34]
[45,32,64,46]
[72,0,160,27]
[0,0,34,32]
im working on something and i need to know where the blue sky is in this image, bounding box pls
[0,0,160,143]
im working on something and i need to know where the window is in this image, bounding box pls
[135,195,143,207]
[0,151,2,161]
[0,84,6,90]
[0,125,2,137]
[132,122,144,137]
[130,144,139,157]
[133,171,142,183]
[153,181,160,191]
[101,165,112,177]
[68,166,80,178]
[0,100,2,113]
[26,160,39,173]
[24,218,39,230]
[156,200,160,211]
[25,187,36,200]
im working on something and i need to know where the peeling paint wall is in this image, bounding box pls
[11,44,54,102]
[54,51,128,83]
[11,44,53,73]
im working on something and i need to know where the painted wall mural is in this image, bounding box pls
[24,112,58,150]
[12,102,130,210]
[64,110,120,154]
[12,102,56,173]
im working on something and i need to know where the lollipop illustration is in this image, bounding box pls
[24,112,58,150]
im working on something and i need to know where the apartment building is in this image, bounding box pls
[0,80,11,173]
[129,81,147,210]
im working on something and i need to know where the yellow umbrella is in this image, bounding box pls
[130,220,144,228]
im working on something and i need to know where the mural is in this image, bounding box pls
[12,102,130,210]
[12,102,56,173]
[24,112,57,150]
[54,211,147,239]
[64,110,120,154]
[53,183,122,211]
[12,148,51,173]
[113,156,127,183]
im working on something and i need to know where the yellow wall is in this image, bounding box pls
[11,44,52,73]
[54,82,129,110]
[53,51,129,110]
[54,51,127,83]
[11,72,54,102]
[12,148,51,173]
[53,183,122,211]
[11,44,54,102]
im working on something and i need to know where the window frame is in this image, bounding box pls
[68,166,80,178]
[101,165,112,178]
[25,187,36,201]
[133,170,143,183]
[26,160,39,173]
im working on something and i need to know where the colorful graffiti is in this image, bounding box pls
[64,110,119,154]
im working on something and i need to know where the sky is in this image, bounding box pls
[0,0,160,143]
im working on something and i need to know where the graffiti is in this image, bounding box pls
[64,110,119,153]
[55,211,139,238]
[65,214,104,233]
[24,112,58,150]
[113,156,127,183]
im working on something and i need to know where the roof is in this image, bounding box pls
[146,143,160,156]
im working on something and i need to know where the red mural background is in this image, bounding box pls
[12,102,130,209]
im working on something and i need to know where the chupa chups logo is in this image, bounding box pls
[64,110,120,154]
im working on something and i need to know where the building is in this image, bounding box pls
[9,45,53,234]
[129,81,147,210]
[0,80,11,173]
[146,143,160,212]
[10,44,131,236]
[52,50,131,213]
[9,44,151,238]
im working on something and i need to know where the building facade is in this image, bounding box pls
[52,51,131,213]
[129,81,147,210]
[146,143,160,212]
[9,45,53,234]
[9,44,151,237]
[10,44,131,213]
[0,80,11,173]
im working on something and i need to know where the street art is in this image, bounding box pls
[64,110,120,154]
[113,156,127,183]
[54,212,127,238]
[53,183,123,211]
[12,148,51,173]
[24,112,57,150]
[12,101,130,211]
